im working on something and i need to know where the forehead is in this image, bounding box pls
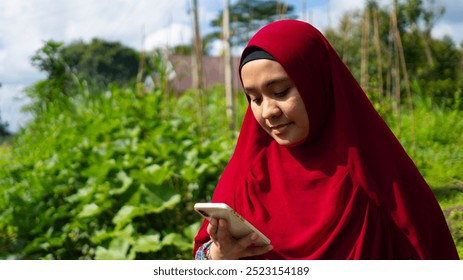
[241,59,289,88]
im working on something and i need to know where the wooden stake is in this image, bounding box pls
[372,6,384,104]
[223,0,235,131]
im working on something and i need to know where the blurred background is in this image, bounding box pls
[0,0,462,259]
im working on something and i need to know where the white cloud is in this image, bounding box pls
[299,0,392,32]
[1,0,463,133]
[433,0,463,44]
[432,21,463,44]
[0,0,49,85]
[0,0,193,132]
[0,84,32,133]
[145,23,193,50]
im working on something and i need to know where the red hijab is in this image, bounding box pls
[194,20,458,259]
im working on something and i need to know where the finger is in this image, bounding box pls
[207,218,218,235]
[216,218,233,241]
[207,218,219,242]
[236,232,259,249]
[244,244,274,258]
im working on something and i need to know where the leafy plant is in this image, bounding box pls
[0,85,238,259]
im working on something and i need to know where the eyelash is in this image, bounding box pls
[275,89,289,98]
[248,88,289,104]
[251,97,262,104]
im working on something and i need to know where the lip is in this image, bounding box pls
[269,122,292,133]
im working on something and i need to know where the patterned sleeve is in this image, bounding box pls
[194,241,213,260]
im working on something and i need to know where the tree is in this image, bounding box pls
[401,0,445,67]
[28,40,73,108]
[27,39,140,112]
[62,38,139,87]
[0,83,5,138]
[420,36,462,107]
[206,0,296,133]
[0,111,10,138]
[325,0,461,109]
[209,0,296,47]
[31,39,139,91]
[398,0,460,108]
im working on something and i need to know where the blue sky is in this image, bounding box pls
[1,0,462,132]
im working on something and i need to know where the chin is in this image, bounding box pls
[273,135,308,147]
[274,138,299,147]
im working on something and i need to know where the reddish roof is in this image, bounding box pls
[168,55,242,93]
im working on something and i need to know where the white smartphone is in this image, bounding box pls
[194,202,270,246]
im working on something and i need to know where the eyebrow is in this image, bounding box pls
[244,76,290,93]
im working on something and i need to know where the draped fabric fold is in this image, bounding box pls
[193,20,458,259]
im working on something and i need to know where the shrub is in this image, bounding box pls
[0,85,237,259]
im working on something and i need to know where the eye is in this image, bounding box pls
[246,93,262,105]
[251,97,262,105]
[274,88,289,98]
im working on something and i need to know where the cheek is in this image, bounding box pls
[280,99,301,121]
[250,105,267,128]
[285,100,310,134]
[297,107,310,136]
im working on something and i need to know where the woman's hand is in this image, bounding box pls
[207,217,273,260]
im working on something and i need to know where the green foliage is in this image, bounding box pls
[62,38,139,87]
[29,41,76,108]
[27,39,139,113]
[1,0,462,260]
[381,95,463,258]
[418,37,463,108]
[385,96,463,189]
[0,111,10,139]
[2,85,461,258]
[209,0,296,47]
[445,206,463,258]
[327,0,463,109]
[0,85,237,259]
[31,41,68,81]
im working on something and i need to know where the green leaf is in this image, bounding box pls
[94,237,131,260]
[109,171,133,195]
[112,205,141,228]
[183,221,202,240]
[140,192,181,214]
[81,158,115,179]
[130,162,172,186]
[65,186,93,203]
[77,203,100,218]
[131,234,162,253]
[161,233,193,251]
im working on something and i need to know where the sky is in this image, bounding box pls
[1,0,462,133]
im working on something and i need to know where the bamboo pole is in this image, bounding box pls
[136,25,146,95]
[276,0,288,18]
[372,6,384,104]
[391,0,416,152]
[192,0,207,136]
[341,14,350,64]
[192,0,203,91]
[391,0,401,135]
[223,0,235,131]
[386,9,393,106]
[423,30,434,67]
[360,8,370,92]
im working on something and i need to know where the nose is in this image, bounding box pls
[261,98,281,119]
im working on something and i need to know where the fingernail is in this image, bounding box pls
[267,245,273,251]
[250,233,258,240]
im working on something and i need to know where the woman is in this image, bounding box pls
[193,20,459,260]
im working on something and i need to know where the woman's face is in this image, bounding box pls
[241,59,309,146]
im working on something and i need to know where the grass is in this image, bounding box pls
[380,96,463,258]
